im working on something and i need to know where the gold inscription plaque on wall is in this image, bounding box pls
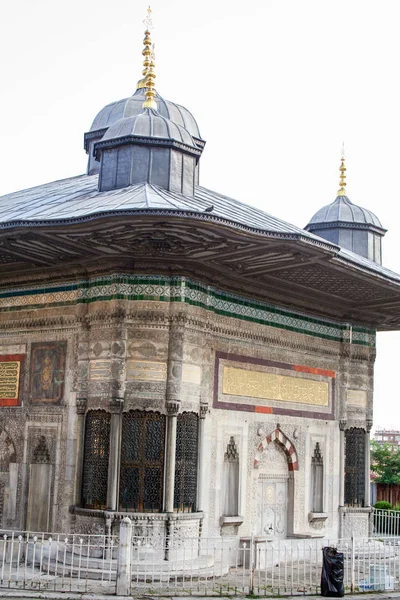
[222,366,329,406]
[0,361,20,399]
[126,360,167,382]
[89,360,112,380]
[347,389,367,407]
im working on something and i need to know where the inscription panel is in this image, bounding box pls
[182,364,201,385]
[89,360,112,381]
[0,354,25,407]
[347,389,367,407]
[214,352,335,420]
[126,361,167,382]
[223,366,328,406]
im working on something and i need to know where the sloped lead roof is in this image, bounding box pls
[0,174,329,239]
[1,173,400,330]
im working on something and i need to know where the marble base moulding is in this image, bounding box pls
[339,506,372,538]
[71,506,204,538]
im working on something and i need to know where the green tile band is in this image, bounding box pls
[0,274,375,346]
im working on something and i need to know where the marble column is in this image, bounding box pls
[74,397,87,506]
[365,420,372,507]
[196,404,208,511]
[107,398,123,511]
[339,420,346,507]
[164,320,185,513]
[165,404,179,513]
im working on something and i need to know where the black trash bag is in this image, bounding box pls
[321,546,345,597]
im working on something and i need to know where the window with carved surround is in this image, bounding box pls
[223,436,239,516]
[119,410,165,512]
[82,410,111,510]
[174,412,198,512]
[311,442,323,512]
[344,427,365,507]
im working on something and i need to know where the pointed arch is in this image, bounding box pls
[254,428,298,470]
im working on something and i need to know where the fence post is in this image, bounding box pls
[350,532,355,593]
[249,532,255,595]
[116,517,132,596]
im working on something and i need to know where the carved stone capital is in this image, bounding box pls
[366,419,373,432]
[339,419,347,431]
[76,398,87,415]
[109,397,123,413]
[166,402,180,416]
[199,404,208,419]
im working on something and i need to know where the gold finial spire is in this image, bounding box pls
[137,7,157,110]
[136,7,155,90]
[337,142,347,196]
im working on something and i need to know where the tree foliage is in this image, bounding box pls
[371,440,400,484]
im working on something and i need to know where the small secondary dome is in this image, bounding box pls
[305,153,386,264]
[307,195,383,228]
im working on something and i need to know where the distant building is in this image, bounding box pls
[374,430,400,448]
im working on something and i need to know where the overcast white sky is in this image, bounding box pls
[0,0,399,429]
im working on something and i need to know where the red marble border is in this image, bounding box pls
[0,354,25,406]
[213,351,335,420]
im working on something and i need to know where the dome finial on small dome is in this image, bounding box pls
[337,142,347,196]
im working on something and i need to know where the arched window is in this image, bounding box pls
[223,436,239,516]
[119,410,165,512]
[82,410,111,509]
[311,442,323,512]
[174,412,198,512]
[345,427,365,507]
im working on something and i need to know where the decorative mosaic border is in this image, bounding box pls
[0,274,375,347]
[213,351,335,421]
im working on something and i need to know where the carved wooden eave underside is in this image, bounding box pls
[0,212,400,331]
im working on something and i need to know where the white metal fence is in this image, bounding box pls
[372,508,400,537]
[2,526,400,595]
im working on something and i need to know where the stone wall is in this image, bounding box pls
[0,273,375,537]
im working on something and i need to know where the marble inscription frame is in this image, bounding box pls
[213,351,335,420]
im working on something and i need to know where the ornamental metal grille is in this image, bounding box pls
[119,410,165,512]
[174,412,198,512]
[344,427,365,507]
[82,410,111,510]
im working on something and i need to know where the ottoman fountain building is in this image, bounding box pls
[1,12,400,542]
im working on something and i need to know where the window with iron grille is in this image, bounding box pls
[119,410,165,512]
[174,412,198,512]
[344,427,365,507]
[82,410,111,509]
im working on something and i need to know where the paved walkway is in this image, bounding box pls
[3,593,400,600]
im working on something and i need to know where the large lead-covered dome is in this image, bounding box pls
[85,88,204,175]
[90,88,202,141]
